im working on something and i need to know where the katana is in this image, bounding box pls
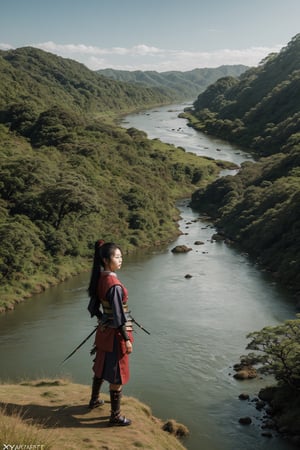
[129,313,151,335]
[60,313,150,365]
[60,326,98,365]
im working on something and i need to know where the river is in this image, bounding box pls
[0,104,297,450]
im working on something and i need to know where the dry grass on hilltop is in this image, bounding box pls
[0,379,188,450]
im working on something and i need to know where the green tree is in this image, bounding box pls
[3,101,39,136]
[37,173,100,230]
[243,315,300,390]
[0,215,45,282]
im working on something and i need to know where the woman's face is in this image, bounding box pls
[104,248,123,272]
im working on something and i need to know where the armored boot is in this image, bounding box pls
[109,389,131,426]
[88,376,104,409]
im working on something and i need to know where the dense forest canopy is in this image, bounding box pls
[0,47,229,311]
[0,46,175,114]
[187,34,300,294]
[188,33,300,156]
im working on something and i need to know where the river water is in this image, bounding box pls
[0,104,297,450]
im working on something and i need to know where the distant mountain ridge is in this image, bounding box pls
[97,65,248,100]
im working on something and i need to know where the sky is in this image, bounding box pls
[1,0,299,72]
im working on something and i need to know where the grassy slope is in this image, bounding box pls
[0,379,187,450]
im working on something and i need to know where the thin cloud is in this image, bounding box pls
[0,41,283,71]
[36,41,110,55]
[35,41,165,57]
[0,43,14,50]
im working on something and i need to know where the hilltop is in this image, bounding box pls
[0,379,188,450]
[0,46,174,114]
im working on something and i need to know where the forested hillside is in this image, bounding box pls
[0,47,177,114]
[187,34,300,155]
[98,65,248,100]
[187,34,300,294]
[0,47,226,311]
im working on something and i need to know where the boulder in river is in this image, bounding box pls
[239,417,252,425]
[238,393,250,401]
[171,245,192,254]
[233,363,257,380]
[211,233,225,241]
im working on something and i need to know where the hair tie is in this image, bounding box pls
[97,239,105,247]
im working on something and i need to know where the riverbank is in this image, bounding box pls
[0,257,91,314]
[0,378,188,450]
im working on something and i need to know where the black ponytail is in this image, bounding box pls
[87,240,121,317]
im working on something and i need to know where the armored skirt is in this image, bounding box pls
[92,324,133,384]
